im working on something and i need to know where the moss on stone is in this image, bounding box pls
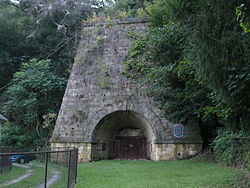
[96,37,105,46]
[75,53,86,65]
[98,76,112,89]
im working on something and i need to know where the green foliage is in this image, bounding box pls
[126,0,250,132]
[212,129,250,167]
[125,2,250,167]
[96,37,105,46]
[236,3,250,32]
[125,32,148,78]
[0,0,100,149]
[98,64,112,89]
[42,113,57,129]
[105,0,150,18]
[136,8,148,18]
[175,0,250,130]
[146,0,180,27]
[0,0,107,92]
[116,10,129,19]
[0,0,74,91]
[0,2,32,90]
[0,59,66,149]
[26,0,103,29]
[98,76,112,89]
[125,21,215,124]
[1,122,41,150]
[1,59,66,125]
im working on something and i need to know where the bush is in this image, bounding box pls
[1,122,43,150]
[212,129,250,169]
[0,59,66,150]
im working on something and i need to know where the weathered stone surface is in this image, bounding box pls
[51,18,203,161]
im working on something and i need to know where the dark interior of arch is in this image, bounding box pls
[91,110,152,160]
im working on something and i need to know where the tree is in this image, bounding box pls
[125,0,250,152]
[127,0,250,130]
[174,0,250,130]
[0,0,111,149]
[125,19,218,147]
[104,0,150,18]
[0,0,106,92]
[0,59,66,148]
[0,1,33,91]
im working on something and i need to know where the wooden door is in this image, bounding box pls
[115,136,147,160]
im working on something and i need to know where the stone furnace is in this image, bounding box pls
[50,18,203,162]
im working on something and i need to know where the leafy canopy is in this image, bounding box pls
[0,59,66,148]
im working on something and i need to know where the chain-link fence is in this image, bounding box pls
[0,147,78,188]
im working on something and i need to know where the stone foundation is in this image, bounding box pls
[151,143,202,161]
[51,142,92,162]
[51,142,202,162]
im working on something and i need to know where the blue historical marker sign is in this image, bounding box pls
[173,124,184,138]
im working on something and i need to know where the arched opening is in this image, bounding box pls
[91,110,154,160]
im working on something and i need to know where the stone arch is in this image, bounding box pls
[90,110,155,160]
[87,101,166,143]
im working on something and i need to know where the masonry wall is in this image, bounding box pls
[51,18,203,162]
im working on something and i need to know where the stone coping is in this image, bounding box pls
[82,17,149,27]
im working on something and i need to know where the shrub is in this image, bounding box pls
[0,122,42,150]
[212,129,250,169]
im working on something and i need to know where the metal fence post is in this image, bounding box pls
[0,158,2,174]
[75,148,78,184]
[56,147,59,163]
[44,152,49,188]
[67,150,72,188]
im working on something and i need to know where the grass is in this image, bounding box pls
[76,159,245,188]
[0,161,68,188]
[0,159,246,188]
[3,163,45,188]
[0,166,26,184]
[6,162,47,188]
[47,162,68,188]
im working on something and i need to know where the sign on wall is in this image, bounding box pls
[173,124,184,138]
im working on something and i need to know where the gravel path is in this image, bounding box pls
[37,170,61,188]
[0,163,33,187]
[0,163,61,188]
